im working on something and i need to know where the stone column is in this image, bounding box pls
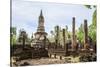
[72,17,76,51]
[59,56,62,60]
[49,54,52,58]
[54,54,56,58]
[84,19,89,50]
[62,29,68,55]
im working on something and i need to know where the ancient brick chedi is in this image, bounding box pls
[31,10,48,48]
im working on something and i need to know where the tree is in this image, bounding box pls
[49,25,60,45]
[18,29,28,49]
[77,24,84,43]
[77,5,96,44]
[92,10,96,27]
[10,27,17,45]
[85,5,97,43]
[67,32,71,39]
[89,23,96,42]
[89,9,96,43]
[85,5,97,27]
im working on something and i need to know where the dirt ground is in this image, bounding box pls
[11,56,80,66]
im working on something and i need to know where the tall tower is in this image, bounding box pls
[34,10,47,38]
[31,10,48,48]
[37,10,45,32]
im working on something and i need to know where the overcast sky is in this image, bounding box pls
[12,0,95,37]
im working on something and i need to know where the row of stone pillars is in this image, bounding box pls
[72,17,89,51]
